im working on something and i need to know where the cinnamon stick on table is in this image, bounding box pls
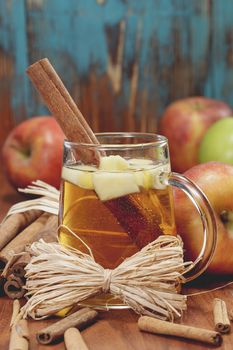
[36,307,98,345]
[64,327,89,350]
[9,300,29,350]
[0,210,42,251]
[4,274,25,299]
[229,309,233,322]
[10,214,58,279]
[138,316,222,346]
[0,213,57,276]
[213,298,231,334]
[8,320,29,350]
[10,299,21,327]
[2,214,58,298]
[10,254,31,279]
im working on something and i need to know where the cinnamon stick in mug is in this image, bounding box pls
[26,58,162,250]
[213,298,231,334]
[26,58,99,164]
[138,316,222,346]
[36,307,98,345]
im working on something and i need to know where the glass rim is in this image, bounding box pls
[64,132,168,149]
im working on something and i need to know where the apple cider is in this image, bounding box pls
[59,156,176,308]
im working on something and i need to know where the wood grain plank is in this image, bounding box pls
[0,0,31,128]
[0,159,233,349]
[204,0,233,103]
[23,0,212,133]
[1,0,233,138]
[0,287,233,349]
[0,50,14,149]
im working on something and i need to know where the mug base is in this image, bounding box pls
[79,293,130,310]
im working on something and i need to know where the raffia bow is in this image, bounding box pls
[19,233,191,322]
[6,181,192,322]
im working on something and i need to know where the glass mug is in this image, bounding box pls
[59,133,217,309]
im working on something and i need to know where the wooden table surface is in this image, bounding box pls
[0,168,233,350]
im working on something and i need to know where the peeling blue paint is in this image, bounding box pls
[0,0,35,118]
[1,0,233,125]
[204,0,233,101]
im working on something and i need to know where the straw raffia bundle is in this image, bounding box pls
[19,233,190,321]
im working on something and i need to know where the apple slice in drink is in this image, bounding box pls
[62,165,95,190]
[99,155,129,171]
[93,172,140,201]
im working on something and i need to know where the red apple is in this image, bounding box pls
[173,162,233,274]
[2,116,65,189]
[159,97,232,172]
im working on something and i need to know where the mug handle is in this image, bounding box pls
[162,171,217,283]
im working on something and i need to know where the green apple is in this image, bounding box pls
[159,97,232,172]
[198,117,233,164]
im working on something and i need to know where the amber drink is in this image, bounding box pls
[59,133,217,308]
[59,160,176,269]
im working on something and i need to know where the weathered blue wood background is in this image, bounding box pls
[1,0,233,144]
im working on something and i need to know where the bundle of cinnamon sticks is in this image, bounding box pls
[0,209,58,299]
[9,300,97,349]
